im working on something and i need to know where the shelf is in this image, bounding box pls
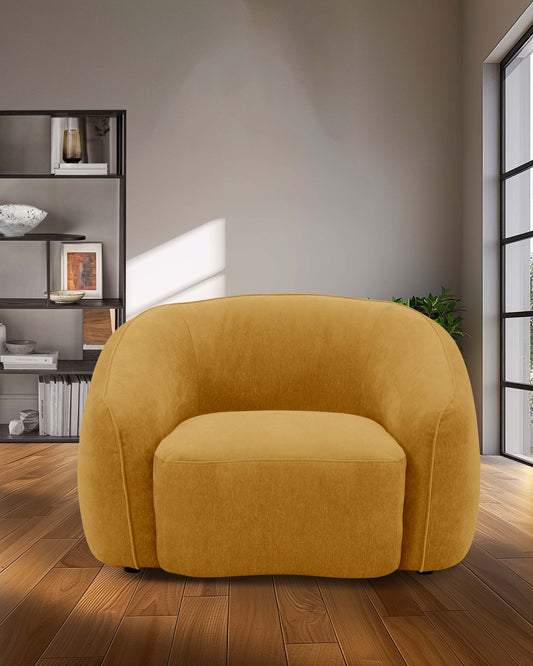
[0,298,123,310]
[0,233,86,242]
[0,359,96,375]
[0,424,78,443]
[0,174,124,179]
[0,109,125,117]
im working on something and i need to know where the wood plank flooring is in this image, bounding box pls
[0,444,532,665]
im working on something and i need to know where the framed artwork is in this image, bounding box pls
[61,243,103,299]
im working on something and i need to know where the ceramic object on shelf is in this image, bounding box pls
[5,340,37,354]
[47,290,86,304]
[8,419,24,436]
[0,204,48,237]
[0,322,5,354]
[20,409,39,432]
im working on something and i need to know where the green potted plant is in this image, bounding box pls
[392,287,469,346]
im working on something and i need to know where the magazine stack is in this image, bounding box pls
[1,351,58,371]
[52,163,108,176]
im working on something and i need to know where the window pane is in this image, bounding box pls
[505,169,533,237]
[504,387,533,461]
[505,318,533,384]
[505,238,533,312]
[504,35,533,171]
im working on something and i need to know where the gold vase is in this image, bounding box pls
[62,129,82,163]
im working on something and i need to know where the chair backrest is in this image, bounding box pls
[181,293,452,420]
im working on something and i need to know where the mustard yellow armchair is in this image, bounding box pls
[79,294,479,578]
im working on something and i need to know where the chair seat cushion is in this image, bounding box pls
[153,410,406,577]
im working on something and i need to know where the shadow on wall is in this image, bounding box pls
[126,218,226,319]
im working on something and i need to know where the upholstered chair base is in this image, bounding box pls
[153,410,406,578]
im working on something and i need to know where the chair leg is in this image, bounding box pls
[417,570,434,575]
[124,567,140,573]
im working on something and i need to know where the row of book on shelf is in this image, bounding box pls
[38,375,91,437]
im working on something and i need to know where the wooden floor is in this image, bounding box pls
[0,446,532,666]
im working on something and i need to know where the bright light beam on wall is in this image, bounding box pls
[126,218,226,318]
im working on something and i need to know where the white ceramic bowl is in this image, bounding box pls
[5,340,37,354]
[48,290,86,303]
[0,204,48,237]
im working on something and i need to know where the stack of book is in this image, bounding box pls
[1,351,58,371]
[53,162,108,176]
[38,375,91,437]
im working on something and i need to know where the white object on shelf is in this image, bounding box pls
[48,290,85,303]
[53,168,108,176]
[70,376,80,436]
[1,349,59,371]
[2,363,58,370]
[53,163,108,176]
[55,163,108,169]
[63,377,72,436]
[61,243,103,299]
[38,377,46,436]
[0,204,48,237]
[8,419,24,436]
[1,350,58,365]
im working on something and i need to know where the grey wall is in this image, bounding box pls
[0,1,463,410]
[1,0,463,297]
[462,0,533,452]
[0,116,50,174]
[0,179,120,298]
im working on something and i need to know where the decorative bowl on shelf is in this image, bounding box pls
[5,340,37,354]
[0,204,48,237]
[47,290,86,304]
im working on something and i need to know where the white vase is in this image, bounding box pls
[0,322,6,354]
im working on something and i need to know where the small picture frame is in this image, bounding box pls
[61,243,103,299]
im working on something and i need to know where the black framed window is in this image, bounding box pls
[501,27,533,465]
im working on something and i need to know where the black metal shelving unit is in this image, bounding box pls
[0,424,80,443]
[0,298,123,309]
[0,109,126,443]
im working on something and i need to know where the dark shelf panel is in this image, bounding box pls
[0,424,78,443]
[0,109,125,117]
[0,174,124,179]
[0,298,123,310]
[0,233,86,242]
[49,298,123,309]
[0,298,53,309]
[0,359,96,375]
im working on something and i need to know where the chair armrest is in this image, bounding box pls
[362,305,479,571]
[79,305,199,568]
[413,322,480,571]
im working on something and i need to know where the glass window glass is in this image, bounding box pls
[505,169,533,237]
[505,318,533,384]
[505,238,533,312]
[504,35,533,171]
[504,387,533,461]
